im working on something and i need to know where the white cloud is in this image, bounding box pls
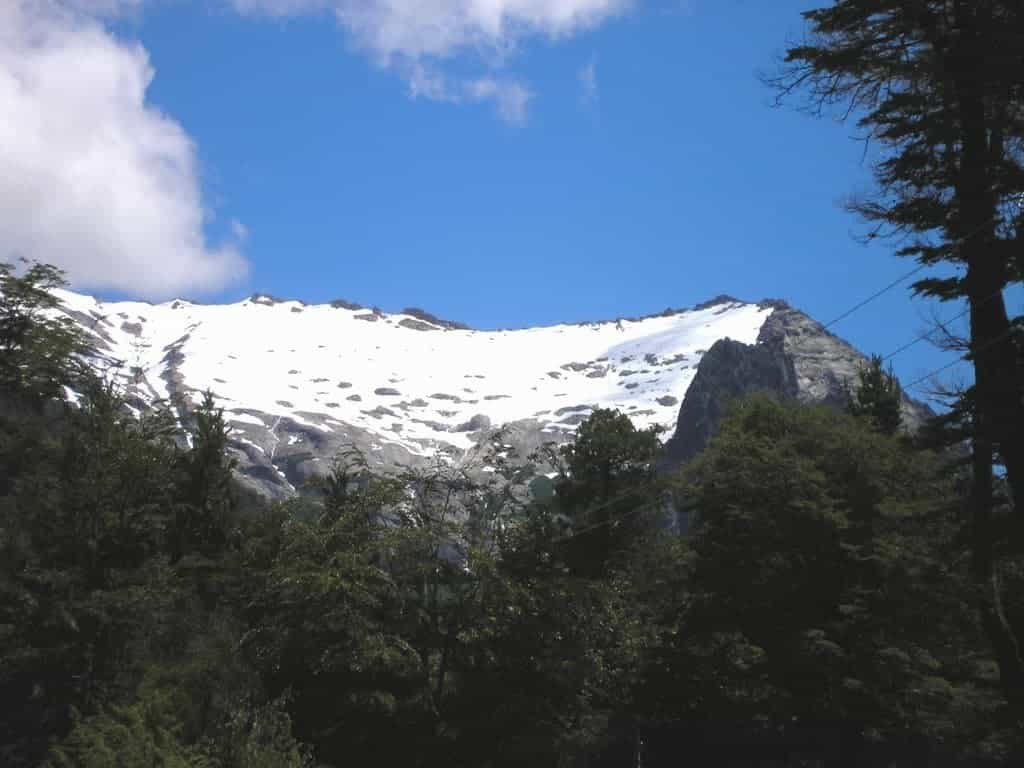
[236,0,628,58]
[465,77,532,123]
[0,1,247,299]
[578,57,597,105]
[406,61,532,123]
[232,0,630,121]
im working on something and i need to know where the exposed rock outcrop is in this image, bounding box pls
[661,303,933,470]
[660,338,796,468]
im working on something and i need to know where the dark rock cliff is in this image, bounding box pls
[661,302,934,470]
[659,338,797,469]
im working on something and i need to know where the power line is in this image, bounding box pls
[903,358,966,393]
[492,480,668,554]
[877,289,1005,363]
[880,306,970,362]
[902,325,1017,393]
[789,214,1005,355]
[875,283,1014,394]
[551,496,663,546]
[879,329,938,363]
[774,264,927,362]
[815,263,929,337]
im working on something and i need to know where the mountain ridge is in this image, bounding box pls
[80,289,786,333]
[48,286,928,502]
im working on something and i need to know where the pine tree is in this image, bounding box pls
[847,354,903,435]
[768,0,1024,721]
[768,0,1024,517]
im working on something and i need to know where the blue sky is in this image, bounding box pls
[5,0,1010,404]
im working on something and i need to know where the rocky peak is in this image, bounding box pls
[661,304,933,469]
[692,294,745,312]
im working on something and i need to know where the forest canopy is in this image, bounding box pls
[0,261,1021,767]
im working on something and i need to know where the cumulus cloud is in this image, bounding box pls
[232,0,630,121]
[0,1,247,299]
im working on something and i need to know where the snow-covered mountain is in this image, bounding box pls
[52,289,925,501]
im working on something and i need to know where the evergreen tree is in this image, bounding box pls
[0,261,89,408]
[769,1,1024,502]
[172,390,238,563]
[554,408,662,577]
[768,0,1024,722]
[847,354,903,435]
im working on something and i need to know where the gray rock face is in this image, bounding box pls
[400,307,471,331]
[661,303,933,470]
[660,338,796,468]
[399,318,438,332]
[454,413,492,433]
[761,305,932,428]
[225,411,576,509]
[225,411,437,502]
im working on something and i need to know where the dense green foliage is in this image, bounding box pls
[553,408,663,577]
[846,355,903,436]
[654,397,1009,755]
[1,263,1021,766]
[0,262,89,407]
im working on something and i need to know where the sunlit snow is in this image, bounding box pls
[51,289,772,457]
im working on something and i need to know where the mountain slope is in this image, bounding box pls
[51,289,924,500]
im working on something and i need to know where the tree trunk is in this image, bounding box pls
[971,431,1024,714]
[954,0,1024,524]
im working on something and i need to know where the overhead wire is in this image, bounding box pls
[549,495,665,546]
[786,216,992,354]
[902,324,1018,394]
[814,263,929,337]
[777,212,1018,400]
[877,288,1005,363]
